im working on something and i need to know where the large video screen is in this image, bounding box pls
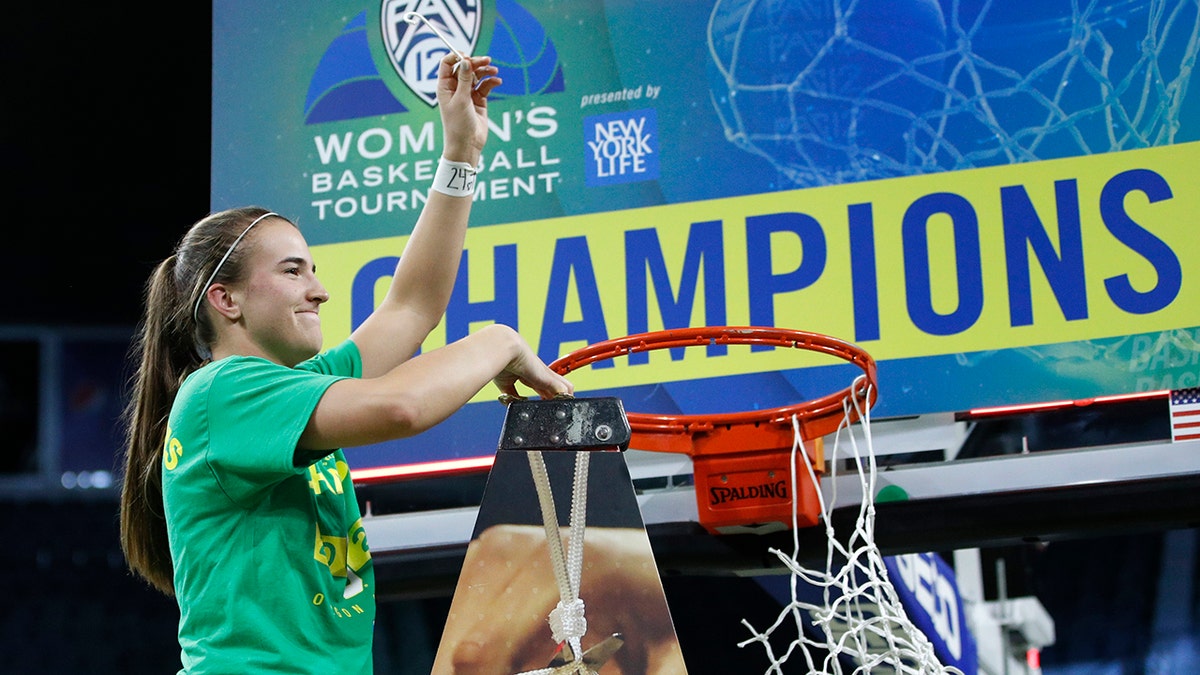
[213,0,1200,468]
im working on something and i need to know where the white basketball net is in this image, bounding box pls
[740,378,963,675]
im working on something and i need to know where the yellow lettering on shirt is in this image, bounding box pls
[346,518,370,572]
[162,427,184,471]
[307,464,340,495]
[313,525,348,576]
[313,520,372,576]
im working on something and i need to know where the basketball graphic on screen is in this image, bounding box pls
[303,12,407,124]
[708,0,948,186]
[488,0,565,98]
[935,0,1197,163]
[708,0,1199,186]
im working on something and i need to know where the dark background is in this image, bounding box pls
[3,8,211,671]
[8,4,213,327]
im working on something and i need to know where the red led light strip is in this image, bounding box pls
[351,455,495,484]
[964,390,1168,418]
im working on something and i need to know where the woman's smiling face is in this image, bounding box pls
[233,219,330,366]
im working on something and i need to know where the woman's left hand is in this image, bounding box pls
[437,53,502,165]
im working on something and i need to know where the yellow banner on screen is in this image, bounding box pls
[313,142,1200,398]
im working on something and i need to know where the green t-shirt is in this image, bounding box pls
[163,340,375,674]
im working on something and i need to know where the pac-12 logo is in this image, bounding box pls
[381,0,482,106]
[304,2,563,124]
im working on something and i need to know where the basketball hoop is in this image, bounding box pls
[549,326,877,533]
[550,329,957,673]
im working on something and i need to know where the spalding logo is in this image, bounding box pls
[709,480,789,507]
[381,0,481,106]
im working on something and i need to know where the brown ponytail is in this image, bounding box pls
[119,206,285,594]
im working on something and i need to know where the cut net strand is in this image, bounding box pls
[740,377,964,675]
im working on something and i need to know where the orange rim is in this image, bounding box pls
[549,326,878,442]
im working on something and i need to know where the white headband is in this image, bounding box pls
[192,211,278,322]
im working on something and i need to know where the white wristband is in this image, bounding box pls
[431,157,480,197]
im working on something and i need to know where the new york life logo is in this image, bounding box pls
[584,109,659,187]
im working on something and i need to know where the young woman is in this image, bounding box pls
[119,53,572,673]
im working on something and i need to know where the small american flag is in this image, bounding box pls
[1170,387,1200,442]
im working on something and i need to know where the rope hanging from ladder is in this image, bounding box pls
[516,450,594,675]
